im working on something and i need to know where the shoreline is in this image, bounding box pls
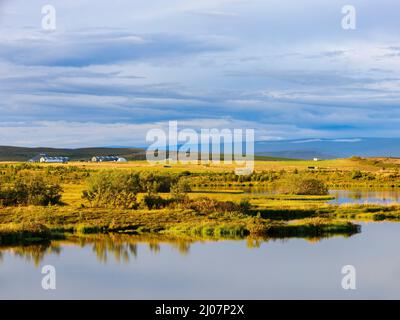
[3,203,395,245]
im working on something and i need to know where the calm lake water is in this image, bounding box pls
[2,222,400,299]
[328,189,400,205]
[240,188,400,204]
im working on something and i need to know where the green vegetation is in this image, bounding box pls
[0,222,55,245]
[2,157,400,245]
[0,205,364,245]
[277,177,329,195]
[82,171,141,209]
[0,176,62,206]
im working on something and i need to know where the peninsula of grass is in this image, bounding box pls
[5,198,400,245]
[0,205,364,245]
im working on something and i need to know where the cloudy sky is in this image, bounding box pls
[0,0,400,147]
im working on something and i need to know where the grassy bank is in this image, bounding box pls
[0,222,62,245]
[0,205,365,244]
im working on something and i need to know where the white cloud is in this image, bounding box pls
[1,0,400,146]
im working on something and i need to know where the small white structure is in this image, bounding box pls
[28,153,47,163]
[91,155,127,163]
[91,156,119,162]
[313,157,321,162]
[39,156,69,163]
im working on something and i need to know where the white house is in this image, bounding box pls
[28,153,47,163]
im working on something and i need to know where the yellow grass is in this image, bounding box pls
[1,157,385,173]
[2,158,388,208]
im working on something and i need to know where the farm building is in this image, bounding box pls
[39,156,69,163]
[28,153,47,163]
[28,154,69,163]
[91,156,127,162]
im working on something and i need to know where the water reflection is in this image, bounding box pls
[0,243,61,267]
[0,232,358,266]
[239,187,400,204]
[328,189,400,204]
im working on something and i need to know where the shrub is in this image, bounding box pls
[82,171,140,208]
[170,177,192,200]
[139,172,178,193]
[0,177,62,206]
[279,177,328,195]
[142,194,171,209]
[183,197,240,214]
[351,170,363,179]
[239,199,251,214]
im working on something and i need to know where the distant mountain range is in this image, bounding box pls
[1,138,400,161]
[255,138,400,159]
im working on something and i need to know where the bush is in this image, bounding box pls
[139,172,178,193]
[351,170,363,179]
[183,197,240,214]
[279,177,328,195]
[0,177,62,206]
[170,177,192,200]
[82,171,140,208]
[142,194,171,209]
[239,199,251,214]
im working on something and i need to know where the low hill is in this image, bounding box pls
[0,146,301,162]
[0,146,146,162]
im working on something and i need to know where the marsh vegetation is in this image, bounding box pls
[1,157,400,244]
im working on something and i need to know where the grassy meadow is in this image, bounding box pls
[2,156,400,244]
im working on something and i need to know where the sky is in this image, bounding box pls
[0,0,400,147]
